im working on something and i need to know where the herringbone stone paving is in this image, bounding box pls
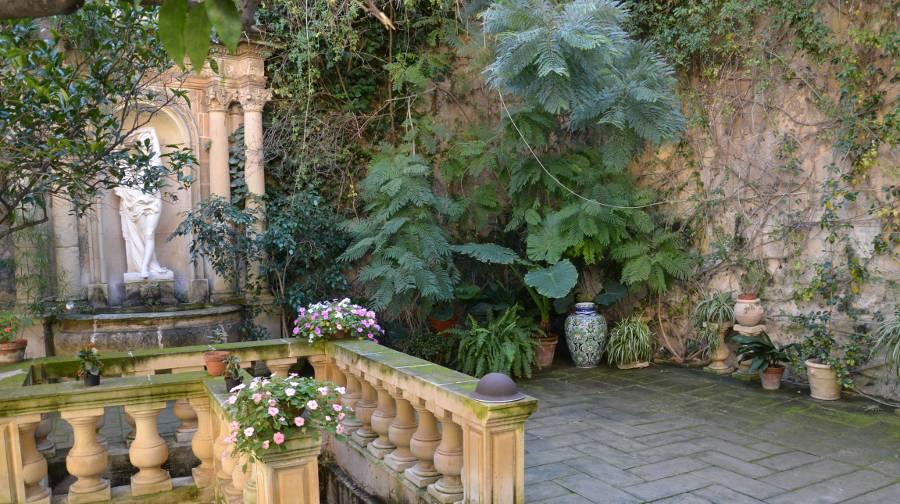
[520,366,900,503]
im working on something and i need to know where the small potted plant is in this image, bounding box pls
[224,355,243,391]
[733,332,798,390]
[204,327,230,376]
[607,315,654,370]
[692,290,735,372]
[735,261,767,326]
[224,375,346,462]
[76,344,104,386]
[293,298,384,344]
[0,312,27,364]
[793,311,868,401]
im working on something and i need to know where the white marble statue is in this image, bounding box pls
[115,127,173,282]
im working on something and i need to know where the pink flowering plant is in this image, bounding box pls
[223,374,347,461]
[292,298,384,344]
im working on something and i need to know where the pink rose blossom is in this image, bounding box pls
[268,406,279,416]
[294,417,305,427]
[336,386,346,395]
[336,424,345,434]
[227,395,237,405]
[307,400,319,410]
[285,387,296,397]
[268,399,277,406]
[262,440,270,449]
[273,432,285,445]
[332,404,343,412]
[292,327,300,335]
[338,413,346,421]
[244,427,255,437]
[252,393,263,404]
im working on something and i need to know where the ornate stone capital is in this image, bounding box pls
[205,85,234,112]
[238,87,273,112]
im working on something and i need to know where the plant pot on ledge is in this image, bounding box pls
[0,339,27,364]
[805,359,840,400]
[83,372,100,387]
[734,294,764,326]
[204,350,230,376]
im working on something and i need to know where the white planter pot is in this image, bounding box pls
[805,360,840,400]
[734,297,764,326]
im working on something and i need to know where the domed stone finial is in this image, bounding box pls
[469,373,525,403]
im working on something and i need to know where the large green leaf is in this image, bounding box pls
[524,260,577,299]
[184,4,211,72]
[205,0,242,52]
[452,243,521,265]
[158,0,188,66]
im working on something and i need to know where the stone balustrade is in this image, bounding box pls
[0,337,537,503]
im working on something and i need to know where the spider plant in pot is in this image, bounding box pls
[204,327,230,377]
[224,355,243,391]
[872,307,900,378]
[693,290,735,373]
[735,261,768,326]
[733,332,798,390]
[76,344,104,386]
[607,315,654,370]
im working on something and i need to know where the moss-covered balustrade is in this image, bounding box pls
[0,339,537,503]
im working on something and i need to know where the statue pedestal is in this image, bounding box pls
[124,278,177,307]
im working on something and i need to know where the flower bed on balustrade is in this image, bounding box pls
[224,374,347,461]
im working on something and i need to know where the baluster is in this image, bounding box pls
[265,358,295,377]
[404,400,442,487]
[188,396,216,496]
[384,389,417,472]
[243,462,258,504]
[215,413,239,501]
[124,411,136,445]
[124,403,172,496]
[94,410,106,447]
[35,413,56,457]
[307,354,329,381]
[61,408,110,503]
[340,369,363,435]
[230,454,251,504]
[427,416,464,503]
[367,380,396,458]
[350,376,377,448]
[173,399,198,443]
[17,415,51,503]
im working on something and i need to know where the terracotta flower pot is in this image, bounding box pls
[0,339,27,364]
[535,334,558,369]
[429,315,458,334]
[204,350,230,376]
[760,366,785,390]
[332,330,347,340]
[734,294,764,326]
[805,359,840,400]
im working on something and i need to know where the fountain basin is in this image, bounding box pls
[53,304,243,355]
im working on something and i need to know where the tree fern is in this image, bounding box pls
[339,146,460,324]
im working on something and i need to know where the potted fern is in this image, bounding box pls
[733,332,798,390]
[607,315,653,369]
[448,305,537,379]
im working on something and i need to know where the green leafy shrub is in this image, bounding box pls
[448,305,538,379]
[794,311,870,389]
[607,315,654,366]
[339,147,461,325]
[733,332,798,372]
[692,290,735,353]
[872,307,900,377]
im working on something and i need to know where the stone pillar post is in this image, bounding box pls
[384,390,417,472]
[254,433,321,504]
[461,410,532,503]
[350,376,378,448]
[50,194,81,299]
[265,358,296,377]
[124,403,172,496]
[237,87,272,207]
[188,396,216,496]
[367,381,396,458]
[340,371,363,435]
[173,399,198,443]
[61,408,110,503]
[206,85,234,300]
[307,355,328,381]
[427,417,464,503]
[17,415,51,504]
[404,400,441,487]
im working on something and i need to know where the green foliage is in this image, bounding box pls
[523,261,579,299]
[391,330,459,368]
[0,1,194,241]
[607,315,654,366]
[448,305,538,379]
[692,290,734,352]
[76,344,103,377]
[0,312,20,343]
[339,147,460,324]
[158,0,242,71]
[792,311,870,390]
[733,332,798,372]
[484,0,685,147]
[872,307,900,377]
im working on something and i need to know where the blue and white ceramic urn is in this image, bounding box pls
[564,302,607,368]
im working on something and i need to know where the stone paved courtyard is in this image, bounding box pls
[520,366,900,504]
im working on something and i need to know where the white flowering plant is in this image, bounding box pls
[223,375,347,461]
[292,298,384,344]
